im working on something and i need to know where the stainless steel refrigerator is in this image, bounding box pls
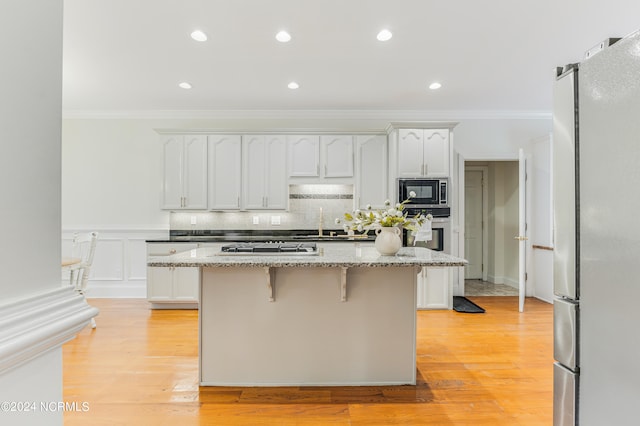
[552,30,640,425]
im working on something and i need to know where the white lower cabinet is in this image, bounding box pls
[416,267,452,310]
[147,243,199,309]
[147,266,199,305]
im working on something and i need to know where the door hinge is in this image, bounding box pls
[525,272,528,281]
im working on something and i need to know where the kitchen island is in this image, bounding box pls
[148,245,466,386]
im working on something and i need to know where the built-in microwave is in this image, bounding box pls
[398,178,448,206]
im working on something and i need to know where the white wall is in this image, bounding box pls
[454,118,551,160]
[2,1,62,301]
[61,116,551,229]
[61,115,551,297]
[1,1,65,424]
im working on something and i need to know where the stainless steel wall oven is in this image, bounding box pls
[402,206,451,253]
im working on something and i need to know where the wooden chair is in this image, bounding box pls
[68,232,99,328]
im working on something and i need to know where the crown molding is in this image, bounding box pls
[62,109,552,121]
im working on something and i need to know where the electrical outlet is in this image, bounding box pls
[190,216,197,225]
[252,216,260,225]
[271,216,281,225]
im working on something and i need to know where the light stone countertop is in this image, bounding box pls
[147,245,467,268]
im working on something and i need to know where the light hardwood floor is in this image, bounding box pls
[63,297,553,425]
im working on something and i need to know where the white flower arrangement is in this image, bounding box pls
[335,191,433,233]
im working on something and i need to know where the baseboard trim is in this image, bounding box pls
[0,287,99,374]
[487,274,519,289]
[85,282,147,298]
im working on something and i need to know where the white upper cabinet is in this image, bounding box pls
[321,135,354,177]
[397,130,424,178]
[288,135,320,177]
[243,135,287,210]
[397,129,450,178]
[208,135,241,210]
[162,135,207,209]
[423,129,450,177]
[288,135,354,178]
[355,135,388,209]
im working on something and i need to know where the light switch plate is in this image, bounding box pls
[252,216,260,225]
[271,216,281,225]
[190,216,197,225]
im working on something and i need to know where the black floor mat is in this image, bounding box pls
[453,296,485,313]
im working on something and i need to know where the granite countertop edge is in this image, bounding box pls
[147,260,466,268]
[147,247,467,268]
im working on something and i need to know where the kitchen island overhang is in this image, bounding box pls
[148,246,466,387]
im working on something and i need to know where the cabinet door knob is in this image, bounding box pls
[169,249,176,254]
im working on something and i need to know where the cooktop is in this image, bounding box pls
[220,242,318,255]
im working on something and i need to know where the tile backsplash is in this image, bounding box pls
[170,184,354,231]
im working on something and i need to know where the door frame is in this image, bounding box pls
[464,165,489,281]
[518,149,527,312]
[460,157,529,303]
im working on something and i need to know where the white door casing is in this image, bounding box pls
[517,149,528,312]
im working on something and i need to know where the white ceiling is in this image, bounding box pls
[62,0,640,116]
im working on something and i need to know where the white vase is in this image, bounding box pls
[374,227,402,256]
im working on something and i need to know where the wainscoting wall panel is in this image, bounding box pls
[62,229,168,298]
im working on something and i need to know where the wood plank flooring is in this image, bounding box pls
[63,297,553,425]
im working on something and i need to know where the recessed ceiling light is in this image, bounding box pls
[190,30,207,42]
[276,30,292,43]
[179,82,192,89]
[429,82,442,90]
[287,82,299,89]
[377,29,393,42]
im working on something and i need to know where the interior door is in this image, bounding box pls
[464,170,483,279]
[517,149,528,312]
[531,135,554,302]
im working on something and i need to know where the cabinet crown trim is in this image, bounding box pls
[155,129,386,136]
[385,122,459,133]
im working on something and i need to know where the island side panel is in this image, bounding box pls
[200,266,418,386]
